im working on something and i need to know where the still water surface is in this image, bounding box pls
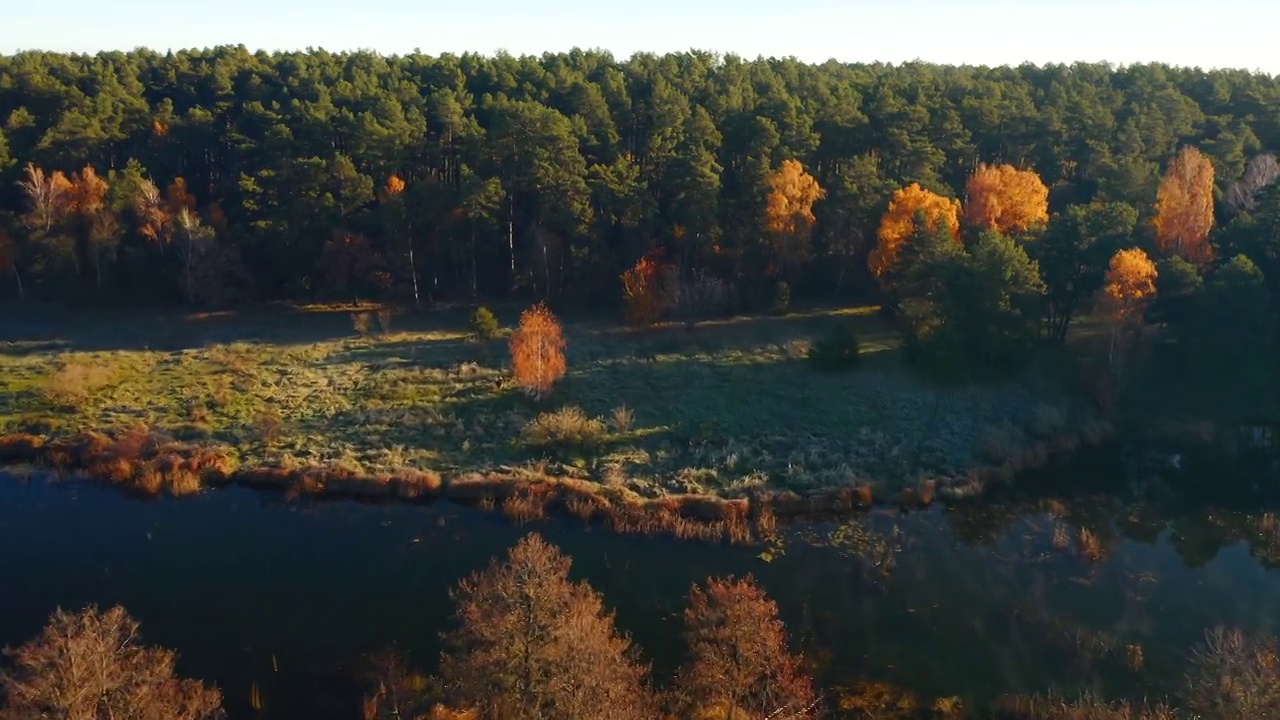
[1,459,1278,719]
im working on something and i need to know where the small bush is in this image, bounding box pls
[470,306,499,340]
[351,311,373,337]
[772,281,790,314]
[522,407,608,449]
[610,405,634,433]
[807,322,861,372]
[376,308,393,335]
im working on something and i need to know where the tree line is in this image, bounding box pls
[2,48,1280,316]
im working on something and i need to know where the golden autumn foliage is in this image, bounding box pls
[0,605,223,720]
[166,177,197,216]
[134,179,170,244]
[1155,146,1215,268]
[383,174,406,197]
[964,163,1049,234]
[17,163,73,231]
[764,159,826,272]
[509,303,567,400]
[66,165,109,217]
[621,255,665,327]
[438,534,656,720]
[676,576,817,720]
[1097,248,1158,326]
[869,183,961,278]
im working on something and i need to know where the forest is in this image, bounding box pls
[0,48,1277,309]
[1,47,1277,416]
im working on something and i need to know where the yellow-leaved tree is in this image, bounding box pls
[1096,248,1158,366]
[763,159,826,273]
[1155,146,1215,268]
[869,183,961,280]
[964,163,1049,234]
[509,303,567,400]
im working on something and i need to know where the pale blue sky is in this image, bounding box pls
[4,0,1278,73]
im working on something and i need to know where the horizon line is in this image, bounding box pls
[0,44,1275,77]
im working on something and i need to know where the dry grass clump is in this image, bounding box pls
[1077,527,1106,562]
[521,407,608,449]
[1184,626,1280,720]
[352,311,374,336]
[42,356,115,408]
[502,486,553,525]
[992,693,1176,720]
[0,433,45,462]
[610,405,634,433]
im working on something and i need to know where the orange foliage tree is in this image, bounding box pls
[1155,146,1215,268]
[0,605,223,720]
[764,159,826,273]
[438,534,656,720]
[676,575,818,720]
[963,163,1049,234]
[509,303,567,400]
[17,163,72,232]
[67,166,117,288]
[1096,247,1158,365]
[869,183,961,279]
[621,255,665,326]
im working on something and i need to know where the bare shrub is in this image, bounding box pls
[522,407,607,449]
[1184,626,1280,720]
[0,605,223,720]
[610,405,634,433]
[438,534,657,720]
[376,308,393,335]
[676,575,818,719]
[352,311,373,337]
[661,267,730,328]
[993,692,1175,720]
[42,356,114,408]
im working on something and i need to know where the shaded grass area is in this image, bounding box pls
[0,303,1105,517]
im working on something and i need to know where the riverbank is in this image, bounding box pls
[0,303,1114,541]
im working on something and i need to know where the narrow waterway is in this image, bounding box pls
[2,458,1278,719]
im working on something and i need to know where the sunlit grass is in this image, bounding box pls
[0,304,1089,498]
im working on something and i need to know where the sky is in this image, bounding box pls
[4,0,1279,74]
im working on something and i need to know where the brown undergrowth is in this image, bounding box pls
[0,420,1114,545]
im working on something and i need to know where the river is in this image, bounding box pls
[2,452,1278,719]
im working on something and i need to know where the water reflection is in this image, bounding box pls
[1,462,1279,719]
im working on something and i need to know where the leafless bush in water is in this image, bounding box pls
[1184,626,1280,720]
[0,605,223,720]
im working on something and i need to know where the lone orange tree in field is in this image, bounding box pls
[509,303,567,400]
[676,576,819,720]
[869,183,961,281]
[621,255,664,327]
[764,159,826,273]
[1096,248,1158,366]
[1155,146,1215,268]
[964,163,1049,235]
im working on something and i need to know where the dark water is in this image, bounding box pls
[2,459,1280,719]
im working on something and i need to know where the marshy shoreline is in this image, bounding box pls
[0,414,1119,545]
[0,302,1161,543]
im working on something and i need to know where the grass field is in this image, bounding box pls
[0,302,1095,500]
